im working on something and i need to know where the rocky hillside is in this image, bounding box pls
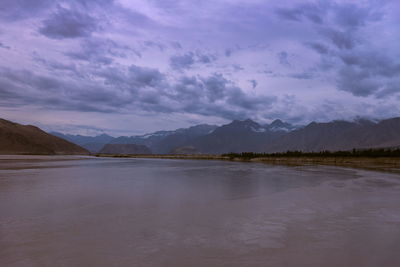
[265,118,400,152]
[0,118,89,155]
[188,119,289,154]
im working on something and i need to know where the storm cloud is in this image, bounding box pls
[39,7,100,39]
[0,0,399,134]
[0,63,275,121]
[170,51,218,70]
[277,0,399,98]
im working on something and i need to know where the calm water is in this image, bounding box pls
[1,156,400,267]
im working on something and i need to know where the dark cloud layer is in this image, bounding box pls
[64,37,134,65]
[275,2,326,24]
[278,51,290,66]
[0,0,54,21]
[0,0,399,133]
[169,51,218,70]
[0,42,10,49]
[0,63,274,121]
[39,7,99,39]
[277,0,399,98]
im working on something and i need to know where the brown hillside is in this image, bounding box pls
[0,118,89,155]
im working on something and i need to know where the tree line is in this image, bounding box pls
[223,148,400,159]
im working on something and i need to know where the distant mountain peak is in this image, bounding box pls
[230,118,259,126]
[225,119,262,131]
[270,119,283,124]
[267,119,295,132]
[353,117,376,126]
[99,133,113,137]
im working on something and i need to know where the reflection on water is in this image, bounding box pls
[0,156,400,266]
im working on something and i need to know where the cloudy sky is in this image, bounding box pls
[0,0,399,136]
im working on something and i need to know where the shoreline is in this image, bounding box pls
[249,156,400,173]
[95,154,400,174]
[1,154,399,174]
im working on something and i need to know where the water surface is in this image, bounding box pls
[1,156,400,266]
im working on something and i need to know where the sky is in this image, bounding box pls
[0,0,399,136]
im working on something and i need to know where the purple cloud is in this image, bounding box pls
[0,0,399,134]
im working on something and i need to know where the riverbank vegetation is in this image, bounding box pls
[223,148,400,159]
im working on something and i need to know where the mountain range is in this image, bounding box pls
[52,119,296,153]
[265,118,400,152]
[52,124,219,153]
[50,132,114,153]
[3,117,400,155]
[53,117,400,154]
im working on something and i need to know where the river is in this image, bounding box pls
[1,156,399,266]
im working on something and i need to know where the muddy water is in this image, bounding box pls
[0,156,399,266]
